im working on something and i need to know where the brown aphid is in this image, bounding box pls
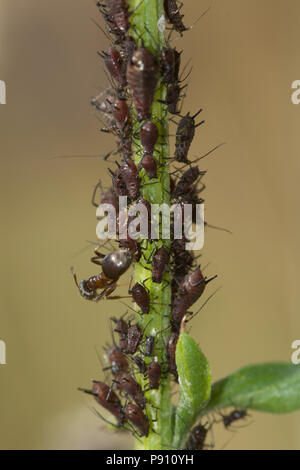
[91,90,118,133]
[112,316,128,351]
[171,268,217,329]
[141,153,157,179]
[100,0,129,34]
[100,46,126,89]
[96,1,123,39]
[173,166,205,198]
[111,167,128,197]
[130,282,150,315]
[144,335,155,357]
[186,423,210,450]
[92,90,128,131]
[127,47,158,121]
[80,380,124,426]
[127,197,152,238]
[118,235,142,262]
[112,97,129,129]
[106,346,129,375]
[166,331,179,380]
[121,35,136,64]
[120,158,140,200]
[161,47,181,84]
[164,0,187,34]
[132,356,147,374]
[166,83,181,114]
[147,357,161,390]
[126,324,143,354]
[115,372,146,409]
[152,246,169,283]
[92,184,120,218]
[137,198,152,236]
[125,403,150,437]
[140,120,159,154]
[175,110,204,163]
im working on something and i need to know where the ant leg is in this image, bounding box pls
[91,242,109,265]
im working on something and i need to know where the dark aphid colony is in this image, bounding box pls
[73,0,236,451]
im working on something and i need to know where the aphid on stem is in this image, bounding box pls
[126,46,159,121]
[79,380,124,426]
[125,403,150,437]
[174,110,205,163]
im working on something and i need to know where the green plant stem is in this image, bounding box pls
[128,0,173,450]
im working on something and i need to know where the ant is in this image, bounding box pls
[72,245,135,302]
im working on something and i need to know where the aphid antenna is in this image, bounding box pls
[69,240,99,259]
[90,17,112,42]
[185,287,222,324]
[204,220,232,234]
[178,57,193,82]
[89,405,125,431]
[117,300,139,317]
[70,267,78,287]
[171,6,212,43]
[94,345,106,370]
[128,0,144,18]
[187,6,212,32]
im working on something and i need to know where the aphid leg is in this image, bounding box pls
[91,180,104,208]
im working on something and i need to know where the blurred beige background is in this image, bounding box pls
[0,0,300,449]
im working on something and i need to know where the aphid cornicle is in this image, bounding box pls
[130,282,150,315]
[115,372,146,409]
[80,380,124,426]
[125,403,149,437]
[127,47,159,121]
[73,248,133,302]
[152,246,169,283]
[175,110,205,163]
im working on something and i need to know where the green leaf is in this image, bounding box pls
[173,332,211,449]
[201,362,300,416]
